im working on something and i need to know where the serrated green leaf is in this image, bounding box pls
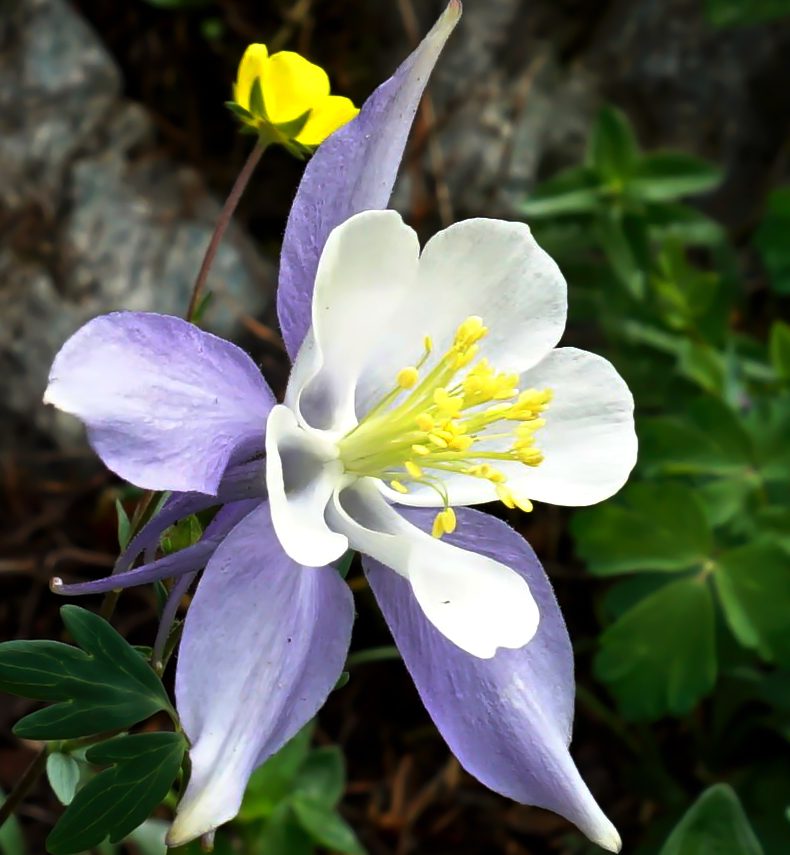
[630,152,721,201]
[659,784,764,854]
[0,607,172,740]
[588,106,639,181]
[237,723,314,821]
[572,483,712,576]
[294,747,345,807]
[46,732,186,855]
[292,797,365,854]
[46,753,81,806]
[769,320,790,380]
[714,543,790,665]
[595,577,717,719]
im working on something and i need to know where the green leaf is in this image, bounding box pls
[294,747,345,807]
[595,577,717,719]
[521,166,602,218]
[0,788,26,855]
[46,753,81,805]
[755,186,790,294]
[255,804,313,855]
[0,606,172,740]
[115,499,132,550]
[659,783,764,854]
[639,397,753,476]
[292,798,365,854]
[714,543,790,666]
[47,732,186,854]
[237,723,314,821]
[249,77,265,118]
[769,320,790,380]
[161,515,203,555]
[645,201,725,245]
[124,819,168,855]
[571,483,712,575]
[677,339,726,394]
[630,152,721,201]
[595,213,646,298]
[588,106,639,181]
[705,0,790,27]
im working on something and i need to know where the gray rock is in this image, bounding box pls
[0,0,275,451]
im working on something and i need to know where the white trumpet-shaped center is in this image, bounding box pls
[336,316,551,537]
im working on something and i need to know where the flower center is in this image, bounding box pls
[336,316,551,537]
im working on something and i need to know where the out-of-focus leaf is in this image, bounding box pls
[595,577,717,719]
[755,186,790,294]
[124,819,168,855]
[747,396,790,484]
[46,753,81,806]
[659,784,763,854]
[237,723,314,821]
[639,397,753,476]
[292,798,365,854]
[706,0,790,28]
[697,476,753,527]
[630,152,721,201]
[255,803,313,855]
[588,106,639,180]
[521,166,602,217]
[47,732,186,854]
[677,339,725,394]
[572,482,712,575]
[645,202,725,245]
[769,320,790,380]
[714,543,790,666]
[115,499,132,550]
[596,213,646,298]
[0,606,173,740]
[160,515,203,555]
[0,788,26,855]
[294,747,345,807]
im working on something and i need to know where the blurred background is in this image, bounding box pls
[1,0,789,853]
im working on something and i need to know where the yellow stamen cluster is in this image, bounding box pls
[337,317,552,537]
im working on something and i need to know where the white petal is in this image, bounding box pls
[288,213,567,432]
[389,346,636,509]
[327,480,539,658]
[287,210,421,431]
[265,405,349,566]
[506,347,637,506]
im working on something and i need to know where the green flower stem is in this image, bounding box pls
[185,140,266,323]
[346,646,402,667]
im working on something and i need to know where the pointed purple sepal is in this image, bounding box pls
[364,506,622,852]
[167,500,354,847]
[277,2,462,358]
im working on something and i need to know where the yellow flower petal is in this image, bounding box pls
[295,95,360,146]
[234,43,268,112]
[261,51,330,124]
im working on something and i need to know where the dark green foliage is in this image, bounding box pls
[0,606,174,740]
[46,732,186,854]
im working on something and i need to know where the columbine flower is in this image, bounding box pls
[228,42,359,155]
[43,4,634,852]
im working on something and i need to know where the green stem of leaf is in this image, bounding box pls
[0,746,47,829]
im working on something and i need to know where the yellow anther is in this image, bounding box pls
[424,335,433,353]
[396,366,419,389]
[433,388,463,416]
[464,464,506,483]
[496,484,533,513]
[390,480,409,494]
[415,412,435,432]
[431,507,457,538]
[428,433,448,448]
[405,461,423,479]
[453,316,488,349]
[516,447,544,466]
[411,444,431,456]
[449,435,473,451]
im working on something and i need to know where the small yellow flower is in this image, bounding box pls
[228,43,359,156]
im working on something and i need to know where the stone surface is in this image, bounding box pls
[0,0,275,449]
